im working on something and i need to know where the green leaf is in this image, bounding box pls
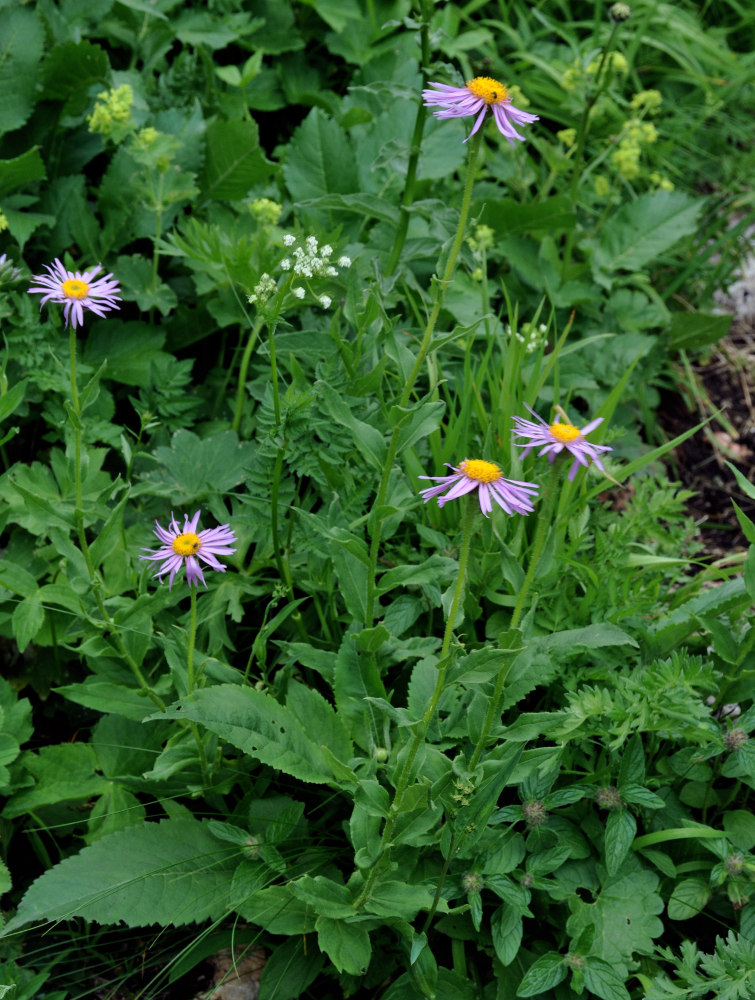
[257,936,324,1000]
[668,311,732,351]
[285,682,353,768]
[318,383,386,471]
[283,108,358,201]
[588,190,704,275]
[2,819,238,933]
[483,195,576,235]
[141,428,255,501]
[11,596,45,653]
[157,685,338,784]
[0,146,43,198]
[39,41,109,115]
[0,561,38,599]
[0,380,26,424]
[604,810,637,876]
[200,119,273,201]
[363,882,439,921]
[289,876,353,918]
[314,915,371,977]
[0,7,45,136]
[3,743,108,818]
[565,858,663,972]
[667,877,710,920]
[582,957,631,1000]
[82,321,170,385]
[492,905,523,967]
[516,953,567,996]
[89,492,130,569]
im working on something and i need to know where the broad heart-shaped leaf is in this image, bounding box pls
[139,428,256,501]
[200,119,274,201]
[565,856,663,975]
[283,108,358,202]
[156,685,338,784]
[587,190,704,276]
[2,819,238,933]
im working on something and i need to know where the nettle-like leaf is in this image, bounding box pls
[156,682,352,785]
[586,190,704,279]
[0,7,45,136]
[3,819,238,933]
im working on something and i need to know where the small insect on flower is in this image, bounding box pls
[422,76,538,144]
[512,404,613,481]
[141,510,237,590]
[418,459,539,518]
[28,259,121,330]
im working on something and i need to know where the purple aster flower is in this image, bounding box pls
[418,459,539,518]
[141,511,237,590]
[422,77,538,144]
[28,258,121,329]
[512,404,613,481]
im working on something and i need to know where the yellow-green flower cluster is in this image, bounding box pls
[0,210,8,233]
[630,89,662,114]
[87,84,135,141]
[249,198,282,228]
[610,116,660,180]
[556,128,577,148]
[467,224,495,253]
[594,176,611,198]
[586,52,629,77]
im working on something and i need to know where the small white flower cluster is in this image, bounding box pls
[280,234,351,279]
[506,321,547,355]
[279,234,350,310]
[248,272,276,306]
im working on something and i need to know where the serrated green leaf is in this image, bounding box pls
[516,952,567,996]
[583,957,631,1000]
[667,877,710,920]
[39,41,109,115]
[3,743,108,818]
[0,8,45,136]
[588,190,704,275]
[141,428,255,501]
[668,311,732,351]
[565,858,663,971]
[11,596,45,653]
[604,810,637,876]
[157,685,337,784]
[0,381,26,423]
[315,915,371,977]
[200,119,273,201]
[492,905,523,966]
[283,108,358,202]
[285,682,353,767]
[82,321,170,385]
[2,819,237,933]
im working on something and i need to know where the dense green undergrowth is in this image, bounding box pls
[1,1,755,998]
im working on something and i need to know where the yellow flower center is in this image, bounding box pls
[172,532,201,556]
[460,459,501,483]
[61,278,89,300]
[550,422,581,443]
[466,77,508,105]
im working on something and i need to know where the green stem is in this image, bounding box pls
[187,586,197,693]
[384,5,433,277]
[232,314,265,435]
[561,22,619,278]
[68,329,165,712]
[467,463,560,771]
[354,496,476,909]
[363,131,483,627]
